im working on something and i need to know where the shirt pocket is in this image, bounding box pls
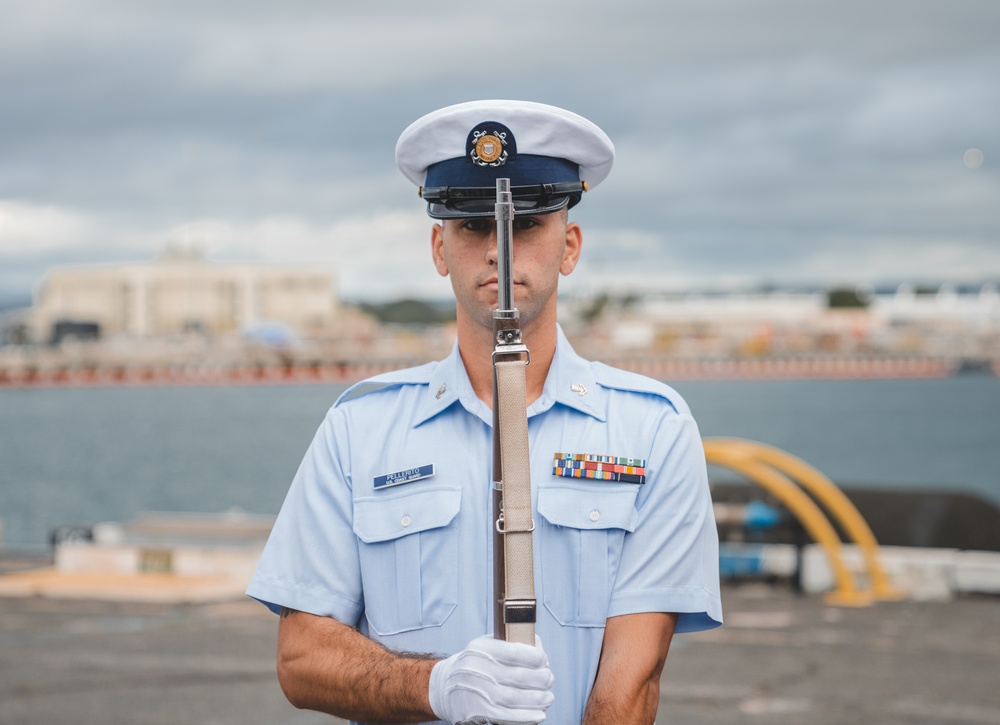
[353,486,462,636]
[536,484,639,627]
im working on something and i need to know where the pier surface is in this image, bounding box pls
[2,582,998,724]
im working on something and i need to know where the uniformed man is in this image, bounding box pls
[247,100,722,725]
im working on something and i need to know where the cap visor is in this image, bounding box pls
[427,195,572,220]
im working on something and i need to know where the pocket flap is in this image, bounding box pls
[537,485,639,532]
[353,487,462,543]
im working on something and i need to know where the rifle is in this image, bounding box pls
[491,179,537,646]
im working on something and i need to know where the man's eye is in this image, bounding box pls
[513,218,538,231]
[462,219,490,233]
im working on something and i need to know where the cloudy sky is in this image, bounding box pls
[1,0,997,304]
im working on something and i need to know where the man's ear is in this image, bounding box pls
[560,221,583,276]
[431,223,448,277]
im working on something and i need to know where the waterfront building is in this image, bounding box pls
[874,283,1000,327]
[30,247,337,342]
[563,283,1000,360]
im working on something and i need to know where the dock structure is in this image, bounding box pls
[3,497,1000,605]
[706,440,1000,603]
[0,511,274,603]
[1,581,998,724]
[2,474,1000,722]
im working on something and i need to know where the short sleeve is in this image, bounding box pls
[607,409,723,633]
[245,406,365,625]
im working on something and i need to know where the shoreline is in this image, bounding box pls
[1,354,993,390]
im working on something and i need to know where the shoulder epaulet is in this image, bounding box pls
[591,361,690,415]
[334,362,437,407]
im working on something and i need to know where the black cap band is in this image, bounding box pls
[420,181,585,219]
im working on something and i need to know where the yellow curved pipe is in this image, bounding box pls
[705,446,872,607]
[705,438,903,601]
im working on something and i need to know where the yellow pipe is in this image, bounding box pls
[705,438,903,601]
[705,446,873,607]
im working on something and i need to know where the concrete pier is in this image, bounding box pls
[2,581,998,724]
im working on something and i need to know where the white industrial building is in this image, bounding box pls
[31,247,337,342]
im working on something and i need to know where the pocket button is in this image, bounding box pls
[588,510,601,522]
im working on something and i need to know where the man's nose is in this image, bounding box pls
[484,229,499,265]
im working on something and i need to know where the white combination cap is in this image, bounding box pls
[395,99,615,218]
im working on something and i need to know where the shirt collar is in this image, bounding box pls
[528,325,605,421]
[410,342,471,427]
[412,325,605,428]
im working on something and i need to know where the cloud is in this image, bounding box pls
[0,199,168,300]
[162,212,453,302]
[1,0,998,303]
[0,202,450,303]
[222,211,452,300]
[0,201,96,253]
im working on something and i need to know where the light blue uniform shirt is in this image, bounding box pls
[248,327,722,725]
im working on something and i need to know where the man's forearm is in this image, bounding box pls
[583,676,661,724]
[582,612,677,725]
[277,608,437,723]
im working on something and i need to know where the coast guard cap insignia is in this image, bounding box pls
[468,122,513,167]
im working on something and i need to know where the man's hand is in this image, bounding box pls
[428,634,555,725]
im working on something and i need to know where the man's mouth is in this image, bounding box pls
[482,277,523,288]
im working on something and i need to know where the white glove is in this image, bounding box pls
[428,634,555,725]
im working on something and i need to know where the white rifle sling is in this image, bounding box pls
[495,358,536,646]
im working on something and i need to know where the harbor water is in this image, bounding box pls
[1,376,999,551]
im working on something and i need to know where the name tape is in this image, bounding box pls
[374,464,435,489]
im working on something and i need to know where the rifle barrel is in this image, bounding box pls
[495,178,515,313]
[492,178,518,640]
